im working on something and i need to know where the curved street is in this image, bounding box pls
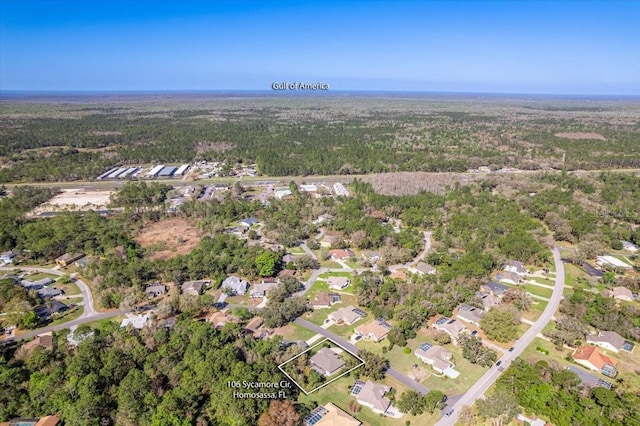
[435,247,566,425]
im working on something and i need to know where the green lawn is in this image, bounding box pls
[319,260,343,269]
[24,272,58,281]
[56,281,81,296]
[318,271,353,279]
[48,306,84,326]
[278,323,318,342]
[302,294,359,326]
[523,284,553,299]
[289,247,305,254]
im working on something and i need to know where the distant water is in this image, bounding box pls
[1,90,638,103]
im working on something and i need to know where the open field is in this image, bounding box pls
[30,188,113,215]
[135,217,202,260]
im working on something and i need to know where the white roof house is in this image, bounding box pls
[221,276,249,296]
[596,255,633,270]
[622,241,639,253]
[121,314,151,329]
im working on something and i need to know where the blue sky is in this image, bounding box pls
[1,1,638,94]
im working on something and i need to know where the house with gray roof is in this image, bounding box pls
[456,304,485,327]
[145,284,168,298]
[433,318,466,344]
[181,280,210,296]
[354,381,392,415]
[504,260,526,275]
[481,281,510,298]
[37,287,63,298]
[221,276,249,296]
[310,347,346,376]
[586,330,633,353]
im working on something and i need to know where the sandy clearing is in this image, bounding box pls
[554,132,606,140]
[135,217,201,260]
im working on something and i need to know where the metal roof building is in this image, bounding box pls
[147,165,165,177]
[157,166,177,177]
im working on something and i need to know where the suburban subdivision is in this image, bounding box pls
[2,92,639,426]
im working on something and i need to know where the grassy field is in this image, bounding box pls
[23,272,58,281]
[522,284,553,299]
[302,294,360,326]
[273,323,318,342]
[55,280,81,296]
[297,373,439,426]
[48,306,84,326]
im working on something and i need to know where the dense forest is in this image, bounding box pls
[0,320,304,425]
[1,96,639,182]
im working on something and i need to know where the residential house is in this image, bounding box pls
[120,314,151,329]
[328,249,353,261]
[596,255,633,271]
[0,250,16,264]
[622,241,639,253]
[495,271,523,285]
[303,403,361,426]
[55,252,85,267]
[328,306,365,325]
[221,276,249,296]
[310,347,346,376]
[566,366,612,390]
[36,287,63,298]
[207,311,240,329]
[504,260,526,276]
[327,276,350,290]
[481,281,510,298]
[250,279,279,298]
[310,292,341,309]
[18,333,53,357]
[414,343,454,374]
[1,416,60,426]
[362,251,382,263]
[244,316,270,339]
[407,262,436,276]
[74,257,89,268]
[320,234,338,248]
[282,254,296,264]
[145,284,167,298]
[354,319,391,343]
[238,217,258,227]
[181,280,210,296]
[456,304,485,327]
[587,330,634,353]
[274,187,292,199]
[573,345,618,377]
[433,318,466,345]
[353,381,392,415]
[34,301,67,320]
[480,293,501,311]
[603,286,634,302]
[277,269,296,278]
[21,277,54,290]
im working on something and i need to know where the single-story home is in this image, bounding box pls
[55,252,85,267]
[495,271,523,285]
[145,284,168,298]
[328,306,365,325]
[238,217,258,227]
[277,269,296,278]
[250,280,279,298]
[407,262,436,276]
[221,276,249,296]
[320,234,338,248]
[354,319,391,343]
[18,332,53,357]
[34,300,68,320]
[37,287,63,298]
[504,260,526,275]
[456,304,485,327]
[327,276,350,290]
[282,254,296,264]
[244,316,270,339]
[603,286,634,302]
[573,345,618,377]
[596,255,633,271]
[181,280,210,296]
[481,281,510,298]
[1,416,60,426]
[207,311,240,329]
[433,317,466,345]
[328,249,354,261]
[303,403,361,426]
[353,381,392,415]
[414,343,454,374]
[310,292,341,309]
[587,330,634,353]
[480,293,501,311]
[310,347,346,376]
[0,249,16,264]
[362,251,382,262]
[621,241,639,253]
[120,313,151,330]
[21,277,54,290]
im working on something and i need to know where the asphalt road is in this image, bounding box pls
[435,247,565,425]
[294,318,430,395]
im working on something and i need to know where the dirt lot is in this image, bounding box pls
[31,189,113,214]
[135,218,201,260]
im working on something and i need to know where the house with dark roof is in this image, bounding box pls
[310,347,346,376]
[34,300,68,320]
[238,217,258,227]
[21,277,54,290]
[36,287,63,298]
[481,281,510,298]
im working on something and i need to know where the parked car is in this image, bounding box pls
[509,347,515,352]
[496,361,502,366]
